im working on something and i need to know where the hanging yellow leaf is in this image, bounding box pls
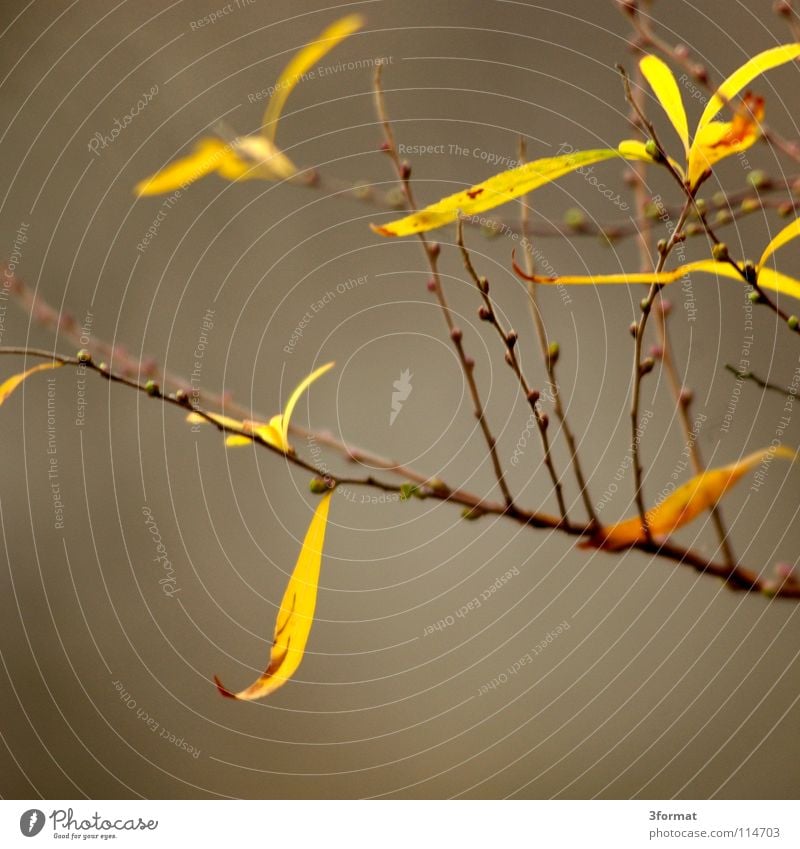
[215,491,333,700]
[584,446,796,551]
[370,149,621,237]
[0,361,62,406]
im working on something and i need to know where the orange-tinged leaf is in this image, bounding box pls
[640,55,690,155]
[687,94,764,189]
[215,491,333,700]
[262,14,364,140]
[371,149,622,237]
[697,43,800,131]
[0,361,61,405]
[586,447,796,551]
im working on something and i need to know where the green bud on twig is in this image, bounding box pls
[712,242,729,262]
[309,477,332,494]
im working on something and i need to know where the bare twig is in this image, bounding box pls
[517,139,599,526]
[456,218,568,524]
[373,64,516,509]
[2,344,792,596]
[725,364,792,395]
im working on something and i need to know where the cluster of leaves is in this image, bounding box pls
[4,16,800,702]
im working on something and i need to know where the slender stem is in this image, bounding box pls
[630,199,693,536]
[656,307,737,567]
[373,65,516,508]
[457,218,568,524]
[624,45,737,566]
[725,364,791,395]
[516,141,599,526]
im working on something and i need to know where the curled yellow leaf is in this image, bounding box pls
[585,447,796,551]
[371,149,622,237]
[0,361,62,406]
[262,14,364,140]
[188,362,334,453]
[215,491,333,700]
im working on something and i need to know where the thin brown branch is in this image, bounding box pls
[725,364,792,395]
[629,198,693,537]
[518,137,600,527]
[624,34,737,567]
[456,217,568,524]
[373,64,517,509]
[0,343,794,597]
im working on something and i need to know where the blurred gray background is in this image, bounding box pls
[1,0,800,799]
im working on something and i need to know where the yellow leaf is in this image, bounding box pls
[371,149,622,237]
[757,267,800,301]
[618,139,655,163]
[0,361,61,405]
[277,362,335,450]
[186,410,243,430]
[231,135,297,180]
[224,420,283,450]
[189,362,334,453]
[586,446,796,551]
[759,217,800,267]
[262,14,364,140]
[513,258,742,287]
[135,139,246,196]
[687,94,763,189]
[640,55,690,155]
[215,491,333,700]
[697,43,800,132]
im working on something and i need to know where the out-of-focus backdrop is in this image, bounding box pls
[1,0,799,799]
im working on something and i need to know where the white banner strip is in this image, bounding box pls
[1,800,798,848]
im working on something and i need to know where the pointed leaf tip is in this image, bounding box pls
[215,491,333,701]
[0,361,62,406]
